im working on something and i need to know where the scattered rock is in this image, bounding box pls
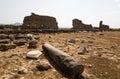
[1,75,9,79]
[0,44,16,51]
[92,51,102,57]
[81,40,85,43]
[13,39,27,46]
[26,34,33,40]
[68,39,76,43]
[28,39,38,48]
[1,75,14,79]
[99,33,104,35]
[34,36,40,40]
[15,34,26,39]
[77,46,87,55]
[20,77,25,79]
[110,46,116,50]
[26,34,33,37]
[66,39,76,45]
[88,40,94,43]
[49,35,52,38]
[96,47,103,50]
[0,34,9,39]
[18,67,28,74]
[26,50,42,59]
[36,61,51,71]
[87,64,93,68]
[9,54,18,58]
[0,39,11,44]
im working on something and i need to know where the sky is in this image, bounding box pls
[0,0,120,28]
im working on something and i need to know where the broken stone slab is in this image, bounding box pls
[0,34,9,39]
[36,61,51,71]
[13,39,27,46]
[26,50,42,59]
[42,43,84,78]
[15,34,26,39]
[0,44,16,51]
[0,39,11,44]
[77,46,87,55]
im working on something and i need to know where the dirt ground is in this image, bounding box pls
[0,31,120,79]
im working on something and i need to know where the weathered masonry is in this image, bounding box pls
[72,19,93,30]
[22,13,58,29]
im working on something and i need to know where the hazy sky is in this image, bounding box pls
[0,0,120,28]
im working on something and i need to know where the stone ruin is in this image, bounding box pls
[99,21,109,31]
[22,13,58,29]
[72,19,93,30]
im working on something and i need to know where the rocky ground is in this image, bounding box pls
[0,31,120,79]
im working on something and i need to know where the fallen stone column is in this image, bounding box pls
[42,43,84,78]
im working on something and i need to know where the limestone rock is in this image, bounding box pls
[26,34,33,40]
[36,61,51,71]
[77,46,87,55]
[18,67,28,74]
[26,50,42,59]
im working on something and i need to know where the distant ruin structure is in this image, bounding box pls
[99,21,109,31]
[72,19,93,30]
[22,13,58,29]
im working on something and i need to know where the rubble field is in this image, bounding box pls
[0,31,120,79]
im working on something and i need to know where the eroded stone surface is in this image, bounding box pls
[26,50,42,59]
[99,21,109,31]
[72,19,93,30]
[22,13,58,29]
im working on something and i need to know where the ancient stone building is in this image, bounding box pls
[72,19,93,30]
[22,13,58,29]
[99,21,109,31]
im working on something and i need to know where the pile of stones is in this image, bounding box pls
[0,33,40,51]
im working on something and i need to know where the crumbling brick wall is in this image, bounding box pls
[22,13,58,29]
[72,19,93,30]
[99,21,109,31]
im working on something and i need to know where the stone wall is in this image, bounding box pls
[72,19,93,30]
[99,21,109,31]
[22,13,58,29]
